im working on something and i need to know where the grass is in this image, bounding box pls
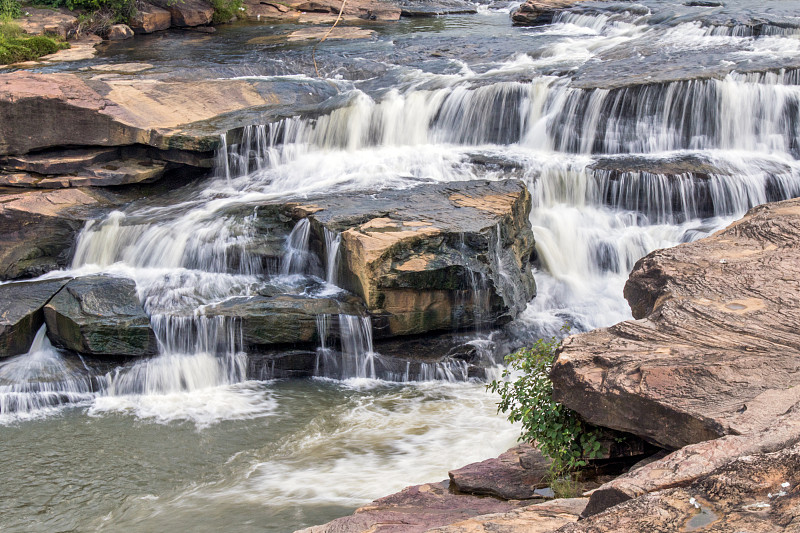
[0,19,69,65]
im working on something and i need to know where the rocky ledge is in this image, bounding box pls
[551,197,800,450]
[511,0,586,26]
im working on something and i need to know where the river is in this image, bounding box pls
[3,1,800,531]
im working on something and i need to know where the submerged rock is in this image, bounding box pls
[0,278,70,358]
[552,197,800,450]
[44,275,157,358]
[288,180,537,337]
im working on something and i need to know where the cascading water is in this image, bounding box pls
[5,3,800,531]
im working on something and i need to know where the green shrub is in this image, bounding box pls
[488,334,604,477]
[0,23,69,65]
[211,0,242,24]
[0,0,21,19]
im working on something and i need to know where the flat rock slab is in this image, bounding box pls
[296,480,532,533]
[14,7,77,38]
[448,443,551,500]
[242,0,401,22]
[399,0,478,16]
[0,70,337,155]
[426,498,588,533]
[44,275,157,357]
[0,278,70,358]
[560,441,800,533]
[287,27,376,41]
[552,198,800,450]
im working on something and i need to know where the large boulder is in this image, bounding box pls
[448,443,552,500]
[551,198,800,450]
[0,189,106,280]
[150,0,214,27]
[0,278,69,358]
[130,2,172,33]
[44,275,158,358]
[288,180,537,338]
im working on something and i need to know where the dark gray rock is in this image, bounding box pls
[0,278,69,358]
[399,0,477,17]
[204,293,366,348]
[44,275,157,358]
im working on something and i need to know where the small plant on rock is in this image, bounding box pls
[488,332,604,483]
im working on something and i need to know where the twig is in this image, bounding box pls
[312,0,348,77]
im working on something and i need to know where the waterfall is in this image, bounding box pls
[0,326,100,420]
[281,218,313,276]
[324,228,342,286]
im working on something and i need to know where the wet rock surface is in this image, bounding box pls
[44,275,158,357]
[399,0,478,17]
[0,278,70,358]
[288,180,537,337]
[205,293,366,347]
[552,197,800,450]
[241,0,401,22]
[511,0,584,26]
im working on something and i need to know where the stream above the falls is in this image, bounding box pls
[4,1,800,530]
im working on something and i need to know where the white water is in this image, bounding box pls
[4,6,800,531]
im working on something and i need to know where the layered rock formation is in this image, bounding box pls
[287,180,537,337]
[552,198,800,450]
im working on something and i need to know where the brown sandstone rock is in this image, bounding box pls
[448,443,551,500]
[150,0,214,26]
[551,198,800,450]
[296,480,531,533]
[511,0,585,26]
[426,498,588,533]
[288,180,537,337]
[107,24,134,40]
[14,7,77,37]
[241,0,401,22]
[582,407,800,517]
[560,441,800,533]
[130,3,173,33]
[0,71,335,156]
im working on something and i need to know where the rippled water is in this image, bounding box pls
[4,2,800,531]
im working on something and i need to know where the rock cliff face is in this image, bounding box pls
[551,198,800,450]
